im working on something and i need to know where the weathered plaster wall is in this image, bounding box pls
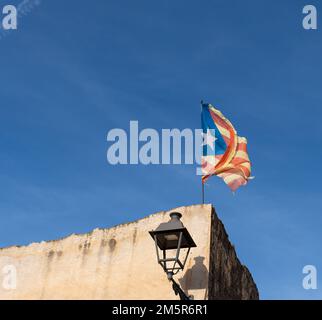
[0,204,212,300]
[0,204,258,300]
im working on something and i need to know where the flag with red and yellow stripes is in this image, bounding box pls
[201,103,252,192]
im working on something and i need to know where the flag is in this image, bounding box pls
[201,103,252,192]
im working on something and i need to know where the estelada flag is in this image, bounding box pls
[201,103,252,192]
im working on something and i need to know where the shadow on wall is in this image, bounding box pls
[178,256,208,299]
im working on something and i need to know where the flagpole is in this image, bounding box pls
[202,181,205,204]
[201,100,205,204]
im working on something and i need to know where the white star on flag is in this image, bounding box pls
[202,129,217,150]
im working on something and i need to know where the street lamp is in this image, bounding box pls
[149,212,197,300]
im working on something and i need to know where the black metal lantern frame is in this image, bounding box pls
[154,231,189,276]
[149,212,197,277]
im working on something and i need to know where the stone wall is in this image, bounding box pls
[208,207,259,299]
[0,204,258,300]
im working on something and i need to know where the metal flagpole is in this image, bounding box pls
[202,181,205,204]
[201,100,205,204]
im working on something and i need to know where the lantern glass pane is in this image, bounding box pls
[152,229,196,250]
[156,246,191,275]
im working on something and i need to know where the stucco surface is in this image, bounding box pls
[0,204,212,300]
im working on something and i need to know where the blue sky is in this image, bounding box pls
[1,0,322,299]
